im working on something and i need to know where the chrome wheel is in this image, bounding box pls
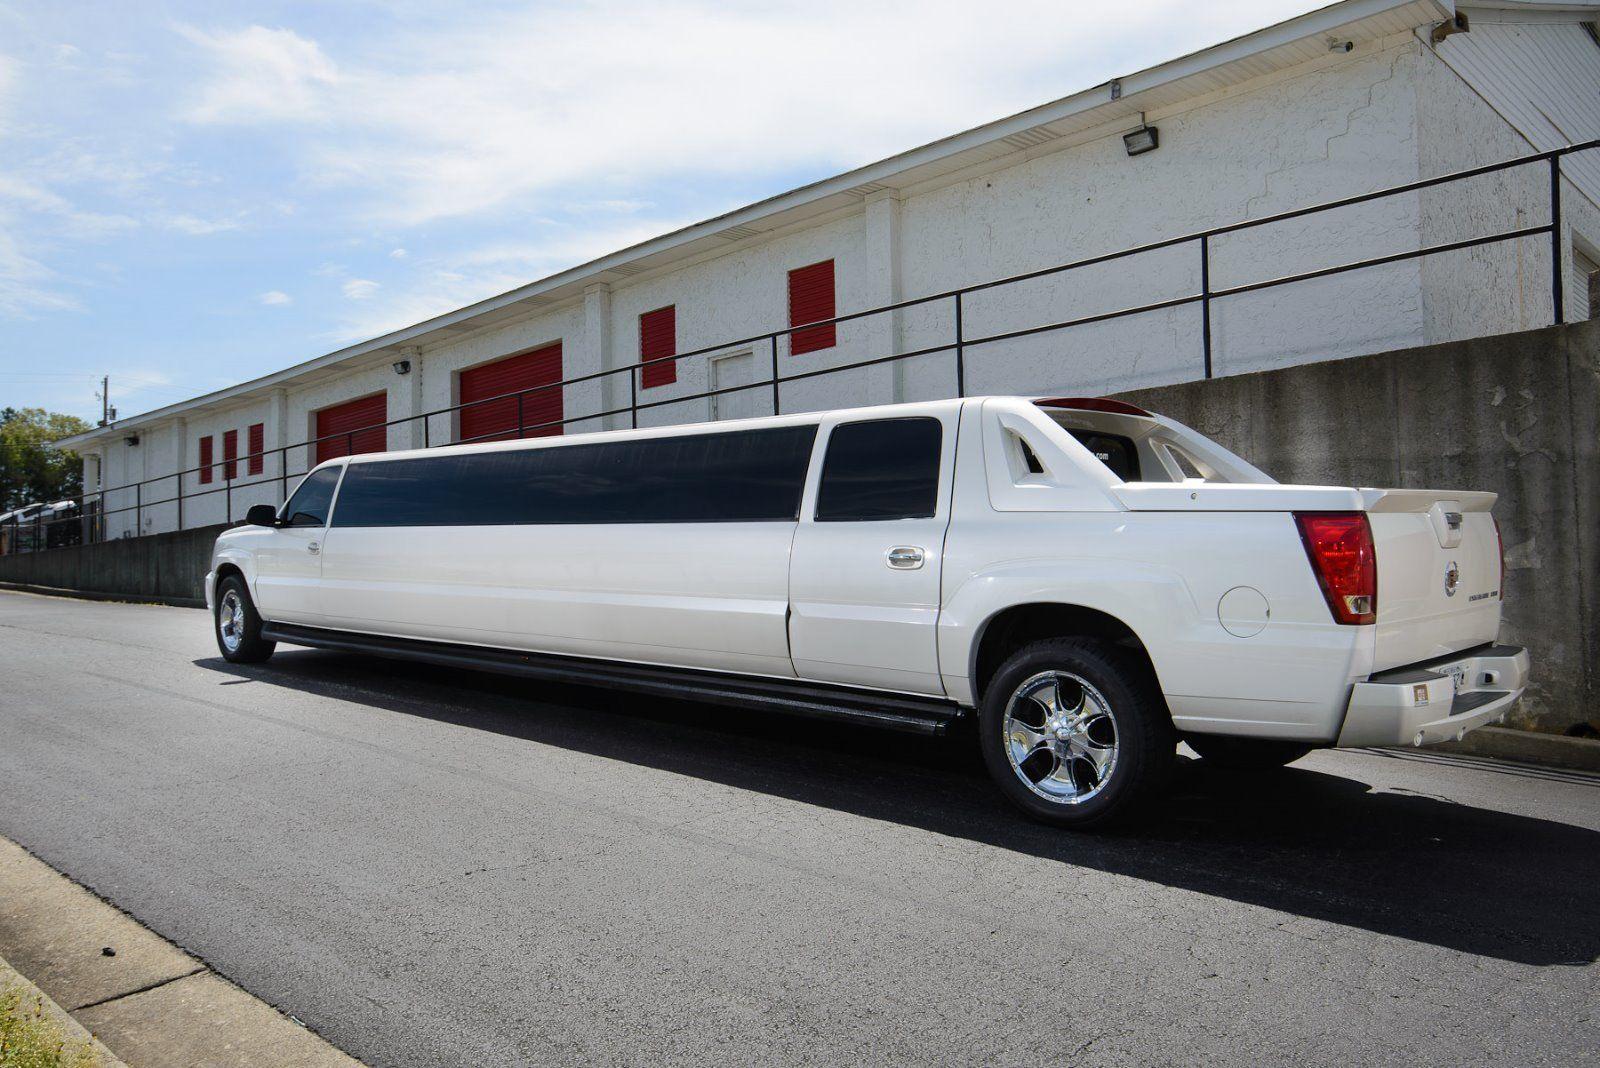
[1003,670,1119,805]
[218,589,245,654]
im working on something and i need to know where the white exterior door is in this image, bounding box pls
[253,465,342,623]
[709,351,768,422]
[788,411,956,695]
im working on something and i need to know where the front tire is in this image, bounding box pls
[979,638,1175,829]
[214,574,275,664]
[1185,734,1311,770]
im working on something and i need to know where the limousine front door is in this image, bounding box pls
[788,414,953,696]
[254,464,341,624]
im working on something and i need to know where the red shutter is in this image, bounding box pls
[459,342,563,442]
[222,429,238,480]
[247,423,265,476]
[640,305,677,389]
[315,393,388,465]
[198,436,214,485]
[788,259,836,355]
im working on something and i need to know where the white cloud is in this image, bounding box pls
[328,219,683,342]
[163,212,241,235]
[0,230,79,318]
[0,54,16,133]
[177,24,339,124]
[341,277,379,300]
[388,247,407,259]
[0,173,138,239]
[258,289,292,305]
[178,1,1313,227]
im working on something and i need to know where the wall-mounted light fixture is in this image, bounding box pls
[1123,124,1159,157]
[392,359,412,375]
[124,434,140,447]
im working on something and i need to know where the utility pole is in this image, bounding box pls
[99,376,109,427]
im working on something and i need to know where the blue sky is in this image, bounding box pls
[0,0,1314,424]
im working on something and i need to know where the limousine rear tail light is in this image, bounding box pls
[1494,515,1505,600]
[1294,511,1376,625]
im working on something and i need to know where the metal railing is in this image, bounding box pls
[8,138,1597,554]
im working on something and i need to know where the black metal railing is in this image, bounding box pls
[7,138,1597,554]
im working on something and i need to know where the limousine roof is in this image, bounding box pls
[326,396,982,469]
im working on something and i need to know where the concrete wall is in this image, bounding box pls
[1120,317,1600,738]
[0,523,228,606]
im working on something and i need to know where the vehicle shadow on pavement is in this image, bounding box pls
[200,650,1600,969]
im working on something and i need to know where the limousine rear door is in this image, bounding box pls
[788,412,954,695]
[314,425,814,678]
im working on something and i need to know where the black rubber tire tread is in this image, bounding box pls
[1185,734,1312,770]
[215,573,276,664]
[978,637,1175,830]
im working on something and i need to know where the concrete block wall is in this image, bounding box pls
[0,523,229,606]
[1120,317,1600,738]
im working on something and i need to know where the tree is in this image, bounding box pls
[0,408,91,512]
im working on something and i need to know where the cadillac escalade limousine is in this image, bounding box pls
[208,396,1528,827]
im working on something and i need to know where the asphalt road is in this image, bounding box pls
[1,590,1597,1067]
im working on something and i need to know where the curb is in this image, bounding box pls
[0,582,203,609]
[0,836,363,1067]
[1434,725,1600,772]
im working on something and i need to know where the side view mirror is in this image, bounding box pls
[245,504,281,527]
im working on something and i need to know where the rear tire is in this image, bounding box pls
[978,637,1175,829]
[1185,734,1311,770]
[214,574,275,664]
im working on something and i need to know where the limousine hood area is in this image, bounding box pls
[209,394,1525,828]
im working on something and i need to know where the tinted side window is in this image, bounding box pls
[332,425,817,527]
[283,467,341,527]
[815,418,942,522]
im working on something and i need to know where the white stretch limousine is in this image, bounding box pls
[209,397,1528,827]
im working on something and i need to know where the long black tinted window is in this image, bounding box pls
[332,425,816,527]
[815,418,942,522]
[284,467,341,527]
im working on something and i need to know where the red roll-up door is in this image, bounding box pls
[315,393,388,465]
[459,342,563,443]
[788,259,836,355]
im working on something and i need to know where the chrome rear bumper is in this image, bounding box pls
[1336,644,1529,748]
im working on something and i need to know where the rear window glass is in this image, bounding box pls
[815,418,942,521]
[1068,430,1140,482]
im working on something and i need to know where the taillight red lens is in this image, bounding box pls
[1294,511,1377,625]
[1493,515,1505,601]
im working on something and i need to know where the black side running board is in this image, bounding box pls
[259,622,968,736]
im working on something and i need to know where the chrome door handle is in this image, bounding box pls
[307,541,321,555]
[886,546,925,570]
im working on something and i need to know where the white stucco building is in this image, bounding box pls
[60,0,1600,538]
